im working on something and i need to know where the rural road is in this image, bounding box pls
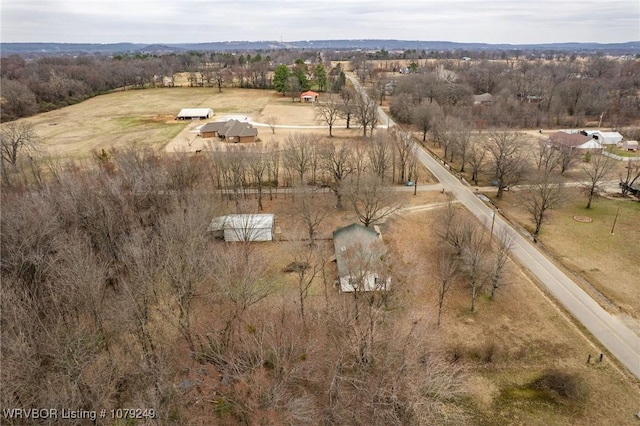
[346,72,640,380]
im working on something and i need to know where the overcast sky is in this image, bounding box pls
[1,0,639,45]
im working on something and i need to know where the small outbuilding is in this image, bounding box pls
[473,93,493,105]
[300,91,319,103]
[208,214,275,242]
[333,223,391,293]
[580,130,623,145]
[176,108,214,120]
[622,140,638,151]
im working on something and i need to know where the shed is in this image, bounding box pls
[333,223,390,293]
[300,91,319,103]
[176,108,214,120]
[208,214,274,242]
[622,140,638,151]
[473,93,493,105]
[581,130,623,145]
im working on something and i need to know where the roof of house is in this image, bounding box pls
[577,139,603,150]
[200,119,257,138]
[177,108,213,117]
[300,90,319,98]
[200,122,226,133]
[549,132,593,147]
[222,120,258,138]
[333,223,383,279]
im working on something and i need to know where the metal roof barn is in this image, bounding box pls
[208,214,274,242]
[176,108,214,120]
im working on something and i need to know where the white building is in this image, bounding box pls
[208,214,274,242]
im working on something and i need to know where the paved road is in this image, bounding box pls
[346,72,640,379]
[417,145,640,380]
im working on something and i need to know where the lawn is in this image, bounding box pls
[493,188,640,319]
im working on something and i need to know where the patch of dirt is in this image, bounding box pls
[573,216,593,223]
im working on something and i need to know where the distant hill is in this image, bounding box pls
[2,40,639,56]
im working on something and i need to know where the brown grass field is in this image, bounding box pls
[5,87,640,424]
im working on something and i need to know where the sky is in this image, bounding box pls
[1,0,639,45]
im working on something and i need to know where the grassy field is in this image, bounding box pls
[494,188,640,318]
[9,87,279,158]
[5,87,640,424]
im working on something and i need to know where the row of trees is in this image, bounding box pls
[380,55,640,129]
[0,50,345,122]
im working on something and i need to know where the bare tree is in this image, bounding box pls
[265,115,279,134]
[391,129,416,184]
[460,223,487,313]
[436,251,459,326]
[451,120,472,172]
[367,132,393,181]
[467,139,486,184]
[344,172,400,227]
[535,141,562,175]
[559,148,580,175]
[525,171,564,235]
[315,95,342,137]
[339,87,357,129]
[284,133,321,185]
[488,227,513,300]
[1,122,39,181]
[582,153,615,209]
[247,147,268,210]
[412,102,439,142]
[319,141,354,209]
[354,93,379,138]
[295,188,327,246]
[486,131,528,198]
[620,160,640,198]
[287,243,321,324]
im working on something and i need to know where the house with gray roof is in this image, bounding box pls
[199,119,258,143]
[332,223,391,293]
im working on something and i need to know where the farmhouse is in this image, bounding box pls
[199,119,258,143]
[208,214,275,242]
[333,223,391,293]
[300,91,319,103]
[176,108,214,120]
[548,132,603,154]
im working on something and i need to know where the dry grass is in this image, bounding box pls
[385,207,640,425]
[493,188,640,318]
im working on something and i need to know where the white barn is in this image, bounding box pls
[176,108,214,120]
[581,130,623,145]
[208,214,274,242]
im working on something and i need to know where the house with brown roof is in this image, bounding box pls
[199,119,258,143]
[548,131,603,154]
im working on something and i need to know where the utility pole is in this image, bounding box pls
[610,206,620,235]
